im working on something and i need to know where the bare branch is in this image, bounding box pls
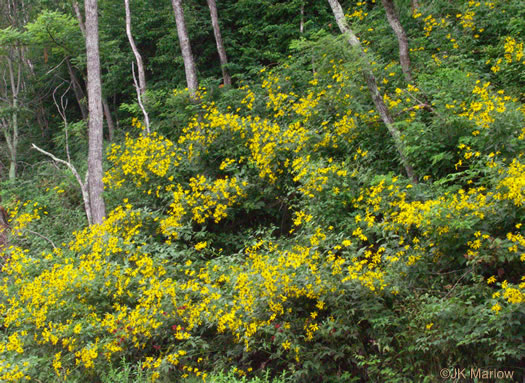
[52,82,73,163]
[45,57,67,76]
[124,0,146,94]
[31,143,92,226]
[24,229,57,249]
[132,62,150,134]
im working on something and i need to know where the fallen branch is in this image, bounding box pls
[25,229,57,250]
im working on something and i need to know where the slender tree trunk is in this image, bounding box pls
[207,0,231,86]
[1,2,30,181]
[102,98,115,141]
[171,0,199,98]
[0,205,8,249]
[124,0,150,133]
[411,0,420,12]
[85,0,106,224]
[36,102,49,139]
[66,57,88,121]
[300,1,305,34]
[9,98,17,181]
[6,53,20,181]
[73,0,114,135]
[327,0,416,182]
[19,38,50,141]
[124,0,146,94]
[381,0,413,82]
[72,1,86,35]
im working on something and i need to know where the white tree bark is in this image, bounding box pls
[381,0,413,82]
[72,1,86,35]
[132,62,150,133]
[85,0,106,224]
[74,0,116,142]
[1,50,22,181]
[124,0,147,94]
[300,1,305,34]
[327,0,416,182]
[8,96,18,181]
[171,0,199,98]
[206,0,231,86]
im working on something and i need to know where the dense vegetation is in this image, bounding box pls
[0,0,524,381]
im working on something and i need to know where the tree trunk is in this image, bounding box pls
[85,0,106,224]
[6,52,19,181]
[66,57,88,121]
[102,98,115,141]
[0,205,8,249]
[300,1,305,34]
[72,1,86,35]
[9,98,17,181]
[327,0,416,182]
[72,1,114,136]
[124,0,147,94]
[381,0,413,83]
[206,0,231,86]
[171,0,199,98]
[411,0,420,12]
[36,102,50,140]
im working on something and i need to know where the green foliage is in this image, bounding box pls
[25,11,83,56]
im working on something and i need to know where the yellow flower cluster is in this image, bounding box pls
[105,132,177,188]
[8,201,44,235]
[292,157,351,198]
[352,173,525,309]
[504,36,524,64]
[423,14,448,37]
[0,359,30,381]
[345,1,368,21]
[495,159,525,207]
[160,174,247,241]
[0,190,400,380]
[460,82,510,129]
[458,10,476,31]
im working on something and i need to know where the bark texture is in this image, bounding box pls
[72,1,86,35]
[73,0,115,138]
[124,0,147,94]
[102,98,115,141]
[85,0,106,224]
[0,205,8,250]
[0,50,22,181]
[381,0,413,82]
[171,0,199,97]
[327,0,416,182]
[207,0,231,86]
